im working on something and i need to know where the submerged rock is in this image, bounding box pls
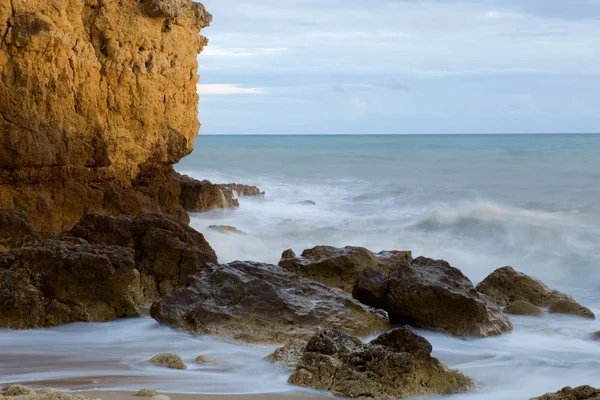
[150,261,390,343]
[265,340,307,369]
[288,327,473,400]
[149,353,187,370]
[0,0,212,232]
[531,385,600,399]
[504,300,543,316]
[296,200,316,206]
[0,213,217,329]
[477,267,595,319]
[207,225,245,234]
[195,355,218,364]
[279,246,412,292]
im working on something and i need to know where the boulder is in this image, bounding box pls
[0,0,212,232]
[279,246,412,292]
[135,389,159,397]
[195,355,218,364]
[149,353,187,370]
[477,267,595,319]
[288,327,473,400]
[265,340,307,369]
[504,300,543,316]
[531,385,600,400]
[150,261,390,343]
[0,213,217,329]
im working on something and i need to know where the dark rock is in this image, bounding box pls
[150,261,390,343]
[504,300,543,316]
[221,183,264,197]
[385,257,512,337]
[531,385,600,400]
[352,266,388,310]
[477,267,595,319]
[288,327,473,400]
[296,200,316,206]
[0,209,41,249]
[172,172,239,212]
[279,245,412,292]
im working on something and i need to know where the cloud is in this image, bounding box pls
[197,84,265,95]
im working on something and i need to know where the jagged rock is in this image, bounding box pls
[4,385,35,396]
[68,213,217,298]
[0,213,217,329]
[265,340,307,368]
[221,183,264,198]
[504,300,543,316]
[135,389,158,397]
[149,353,187,370]
[531,385,600,399]
[150,261,390,343]
[352,266,389,310]
[279,246,412,292]
[207,225,245,234]
[0,0,211,232]
[195,355,218,364]
[0,209,41,249]
[288,327,473,399]
[477,267,595,319]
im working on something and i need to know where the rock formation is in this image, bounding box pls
[353,257,513,337]
[150,261,390,343]
[265,340,307,369]
[477,267,595,319]
[0,210,217,329]
[288,327,473,399]
[0,0,211,232]
[504,300,543,316]
[279,246,412,292]
[531,385,600,400]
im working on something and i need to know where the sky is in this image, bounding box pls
[195,0,600,134]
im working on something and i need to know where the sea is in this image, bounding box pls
[2,134,600,399]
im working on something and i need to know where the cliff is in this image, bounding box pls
[0,0,211,231]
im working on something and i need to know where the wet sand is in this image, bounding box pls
[78,391,333,400]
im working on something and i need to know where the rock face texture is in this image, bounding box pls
[279,246,412,292]
[288,327,473,400]
[150,261,390,343]
[531,386,600,400]
[0,210,217,329]
[477,267,595,319]
[0,0,211,232]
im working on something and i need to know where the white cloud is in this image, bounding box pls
[197,84,265,95]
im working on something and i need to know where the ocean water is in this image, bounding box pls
[2,134,600,399]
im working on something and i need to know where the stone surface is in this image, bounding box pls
[265,340,307,369]
[279,246,412,292]
[288,327,473,400]
[477,267,595,319]
[504,300,543,316]
[531,385,600,400]
[355,257,512,337]
[150,261,390,343]
[149,353,187,370]
[135,389,158,397]
[0,213,217,329]
[0,0,211,232]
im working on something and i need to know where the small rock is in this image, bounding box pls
[264,340,307,368]
[4,385,35,396]
[195,355,218,364]
[149,353,187,370]
[548,299,595,319]
[530,385,600,399]
[135,389,159,397]
[207,225,245,234]
[504,300,543,316]
[296,200,316,206]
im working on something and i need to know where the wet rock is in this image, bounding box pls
[149,353,187,370]
[4,385,35,396]
[477,267,595,319]
[288,327,473,400]
[265,340,307,369]
[0,0,212,232]
[362,257,512,337]
[531,385,600,399]
[150,261,390,343]
[69,213,218,299]
[297,200,316,206]
[207,225,245,234]
[279,246,412,292]
[504,300,543,316]
[135,389,158,397]
[173,173,240,212]
[352,266,389,310]
[195,355,218,364]
[221,183,265,198]
[0,213,217,329]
